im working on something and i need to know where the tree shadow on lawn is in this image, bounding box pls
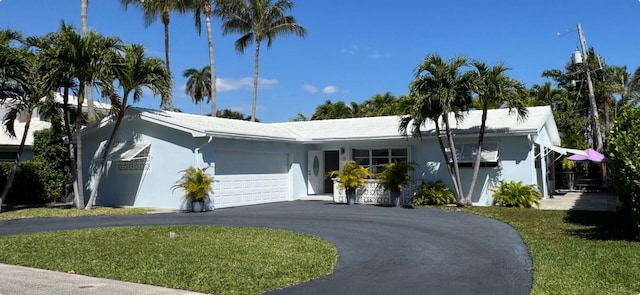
[563,209,639,242]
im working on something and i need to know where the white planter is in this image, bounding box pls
[192,201,204,212]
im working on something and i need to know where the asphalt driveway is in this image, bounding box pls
[0,201,532,295]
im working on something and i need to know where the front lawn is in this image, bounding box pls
[459,207,640,295]
[0,226,338,295]
[0,205,150,220]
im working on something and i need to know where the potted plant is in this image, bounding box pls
[327,160,371,205]
[172,166,217,212]
[376,161,415,207]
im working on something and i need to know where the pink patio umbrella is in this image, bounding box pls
[567,148,607,163]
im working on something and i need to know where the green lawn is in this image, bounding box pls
[457,207,640,295]
[0,204,150,220]
[0,226,338,295]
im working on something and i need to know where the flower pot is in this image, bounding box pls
[192,200,205,212]
[390,191,401,207]
[345,190,356,205]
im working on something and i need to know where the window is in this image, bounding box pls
[447,142,499,167]
[352,148,408,173]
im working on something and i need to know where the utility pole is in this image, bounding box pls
[577,23,604,153]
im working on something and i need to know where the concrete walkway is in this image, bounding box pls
[539,191,618,211]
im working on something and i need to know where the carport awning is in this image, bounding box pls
[109,142,151,161]
[535,142,587,156]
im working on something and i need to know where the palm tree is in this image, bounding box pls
[0,41,57,211]
[215,0,307,121]
[80,0,97,122]
[86,44,170,209]
[191,0,218,117]
[183,66,211,115]
[399,54,473,204]
[50,23,122,209]
[465,61,527,205]
[121,0,192,111]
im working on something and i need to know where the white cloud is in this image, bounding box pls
[217,77,278,92]
[340,45,358,54]
[303,84,318,94]
[322,85,338,94]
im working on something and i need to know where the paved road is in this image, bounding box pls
[0,201,533,295]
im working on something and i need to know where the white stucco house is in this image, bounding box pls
[80,105,561,210]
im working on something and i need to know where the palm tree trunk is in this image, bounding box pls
[464,109,488,205]
[63,87,80,205]
[205,6,217,117]
[434,122,460,200]
[81,0,96,121]
[75,86,86,209]
[0,111,33,212]
[251,41,261,122]
[162,12,173,111]
[444,116,464,203]
[86,107,126,210]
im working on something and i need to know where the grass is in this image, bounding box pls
[0,225,338,295]
[453,207,640,295]
[0,204,150,220]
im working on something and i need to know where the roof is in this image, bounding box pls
[0,119,52,148]
[84,105,560,144]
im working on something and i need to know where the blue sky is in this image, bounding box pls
[1,0,639,122]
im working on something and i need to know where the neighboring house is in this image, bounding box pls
[0,93,110,161]
[81,105,561,210]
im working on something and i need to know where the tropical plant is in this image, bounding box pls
[190,0,218,117]
[183,65,211,115]
[399,53,473,204]
[216,108,255,120]
[86,44,170,209]
[310,100,355,120]
[412,181,456,206]
[121,0,192,111]
[172,166,217,202]
[80,0,97,121]
[609,106,640,236]
[490,180,542,208]
[44,23,122,209]
[215,0,307,121]
[376,161,414,192]
[326,160,371,192]
[0,36,58,212]
[32,126,72,203]
[464,61,527,205]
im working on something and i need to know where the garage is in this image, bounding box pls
[213,150,290,208]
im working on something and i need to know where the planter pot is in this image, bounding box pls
[192,200,205,212]
[345,190,356,205]
[390,191,401,207]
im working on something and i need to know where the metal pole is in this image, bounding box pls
[577,23,604,152]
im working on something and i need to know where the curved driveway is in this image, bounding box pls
[0,201,532,295]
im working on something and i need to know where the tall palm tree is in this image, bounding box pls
[86,44,170,209]
[215,0,307,121]
[80,0,97,122]
[51,23,122,209]
[121,0,191,111]
[183,65,211,115]
[0,42,57,211]
[191,0,218,117]
[399,54,473,203]
[465,61,527,205]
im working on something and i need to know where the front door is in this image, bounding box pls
[307,150,324,194]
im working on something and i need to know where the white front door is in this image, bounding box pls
[307,150,324,194]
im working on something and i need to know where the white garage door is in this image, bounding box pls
[213,151,289,208]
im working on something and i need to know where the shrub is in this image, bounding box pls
[326,160,371,192]
[412,181,456,206]
[0,161,47,204]
[172,166,217,202]
[490,180,541,208]
[32,128,71,203]
[609,107,640,236]
[376,161,415,192]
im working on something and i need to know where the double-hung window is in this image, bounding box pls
[352,148,408,173]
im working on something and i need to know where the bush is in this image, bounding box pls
[0,161,47,205]
[490,180,541,208]
[32,128,71,203]
[609,107,640,236]
[413,181,456,206]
